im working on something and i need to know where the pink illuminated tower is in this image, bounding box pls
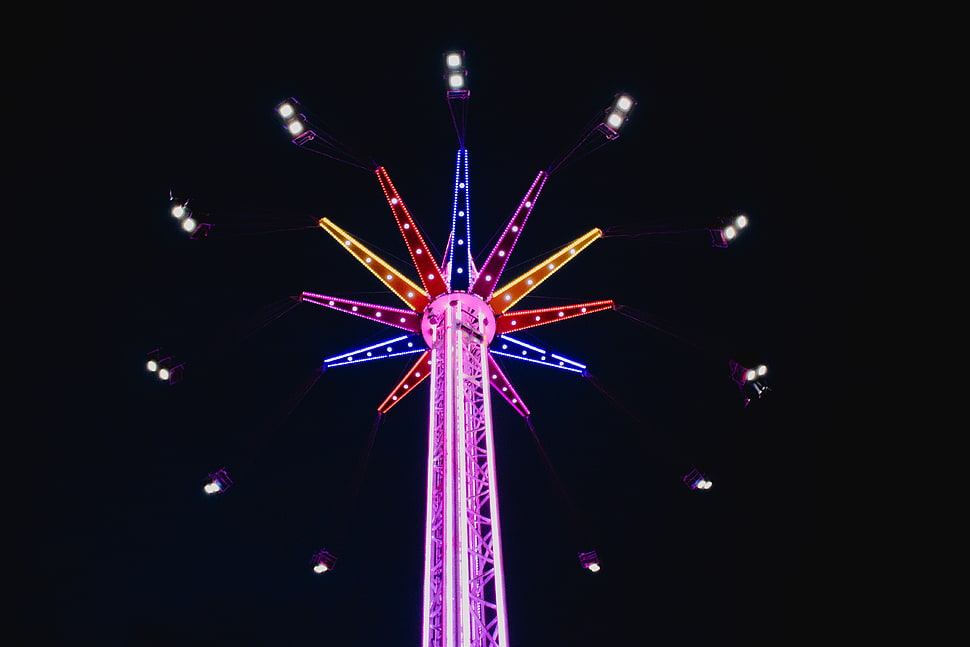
[283,52,633,647]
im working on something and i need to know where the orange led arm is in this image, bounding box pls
[318,217,429,311]
[375,167,447,297]
[495,300,614,334]
[491,228,603,313]
[377,351,432,413]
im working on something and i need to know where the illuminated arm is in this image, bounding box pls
[495,300,614,334]
[317,217,429,311]
[491,228,603,313]
[322,334,425,368]
[470,171,549,300]
[375,167,447,297]
[377,351,433,413]
[487,355,530,417]
[490,335,587,375]
[300,292,422,333]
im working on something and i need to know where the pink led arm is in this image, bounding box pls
[470,171,549,300]
[375,167,448,298]
[487,354,530,417]
[300,291,422,333]
[495,299,614,334]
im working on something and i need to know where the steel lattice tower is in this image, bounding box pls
[280,52,633,647]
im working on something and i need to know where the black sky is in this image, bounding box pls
[20,6,861,645]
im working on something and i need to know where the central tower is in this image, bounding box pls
[422,292,507,647]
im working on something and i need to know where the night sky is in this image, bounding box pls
[21,6,860,645]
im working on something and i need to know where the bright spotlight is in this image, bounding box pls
[723,225,737,240]
[182,217,198,233]
[757,364,767,376]
[288,120,305,136]
[445,52,462,69]
[171,205,186,219]
[744,369,756,382]
[449,73,465,89]
[616,95,633,112]
[158,367,170,381]
[278,102,295,118]
[735,214,748,229]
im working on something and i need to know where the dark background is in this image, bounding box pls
[19,5,863,645]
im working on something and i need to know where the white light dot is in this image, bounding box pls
[502,386,507,392]
[428,273,434,280]
[158,368,170,380]
[511,225,518,232]
[526,279,533,285]
[498,250,505,257]
[278,103,295,118]
[504,294,511,301]
[407,291,415,297]
[457,267,463,273]
[182,217,197,232]
[458,239,464,245]
[524,201,532,208]
[415,371,421,378]
[365,257,372,263]
[558,311,564,317]
[408,342,413,347]
[510,320,517,326]
[375,312,381,317]
[404,223,410,229]
[491,374,497,379]
[328,300,335,305]
[485,275,492,281]
[458,211,464,217]
[581,307,587,312]
[171,205,185,218]
[400,317,406,323]
[569,248,576,255]
[344,240,352,246]
[512,398,517,403]
[502,344,508,349]
[387,347,393,352]
[535,315,540,321]
[386,274,393,280]
[617,96,633,111]
[367,352,373,356]
[403,383,409,389]
[459,182,465,189]
[288,121,305,135]
[392,395,398,400]
[390,197,399,205]
[415,248,422,255]
[547,263,555,270]
[522,351,527,356]
[352,306,358,311]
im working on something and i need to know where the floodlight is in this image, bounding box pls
[311,549,337,573]
[182,217,198,233]
[278,102,295,119]
[146,349,161,372]
[449,73,465,89]
[445,52,462,69]
[616,94,634,112]
[171,204,187,219]
[578,550,600,572]
[756,364,767,376]
[204,469,233,495]
[288,120,305,136]
[744,369,756,382]
[735,214,748,229]
[606,112,624,129]
[723,225,737,240]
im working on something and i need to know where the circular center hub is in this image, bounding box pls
[420,291,496,348]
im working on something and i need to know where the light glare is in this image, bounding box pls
[278,103,295,118]
[288,121,305,136]
[446,53,462,69]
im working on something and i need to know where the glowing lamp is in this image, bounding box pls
[445,52,462,69]
[146,349,161,373]
[182,217,198,233]
[683,467,712,490]
[735,214,748,229]
[578,550,601,572]
[756,364,767,376]
[204,469,232,495]
[449,73,465,89]
[599,92,635,138]
[277,102,295,119]
[311,549,337,574]
[171,204,187,219]
[723,225,736,240]
[744,368,756,382]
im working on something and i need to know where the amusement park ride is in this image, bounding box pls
[151,51,768,647]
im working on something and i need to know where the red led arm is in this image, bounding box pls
[375,167,447,298]
[300,291,422,333]
[470,171,549,300]
[487,354,530,417]
[377,351,432,413]
[494,300,614,334]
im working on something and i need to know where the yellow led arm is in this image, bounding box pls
[318,217,430,311]
[491,228,603,313]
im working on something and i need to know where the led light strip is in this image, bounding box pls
[470,171,548,300]
[486,355,530,417]
[318,218,429,310]
[300,292,422,333]
[495,300,614,334]
[377,351,433,413]
[491,228,603,313]
[490,351,585,373]
[375,167,447,297]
